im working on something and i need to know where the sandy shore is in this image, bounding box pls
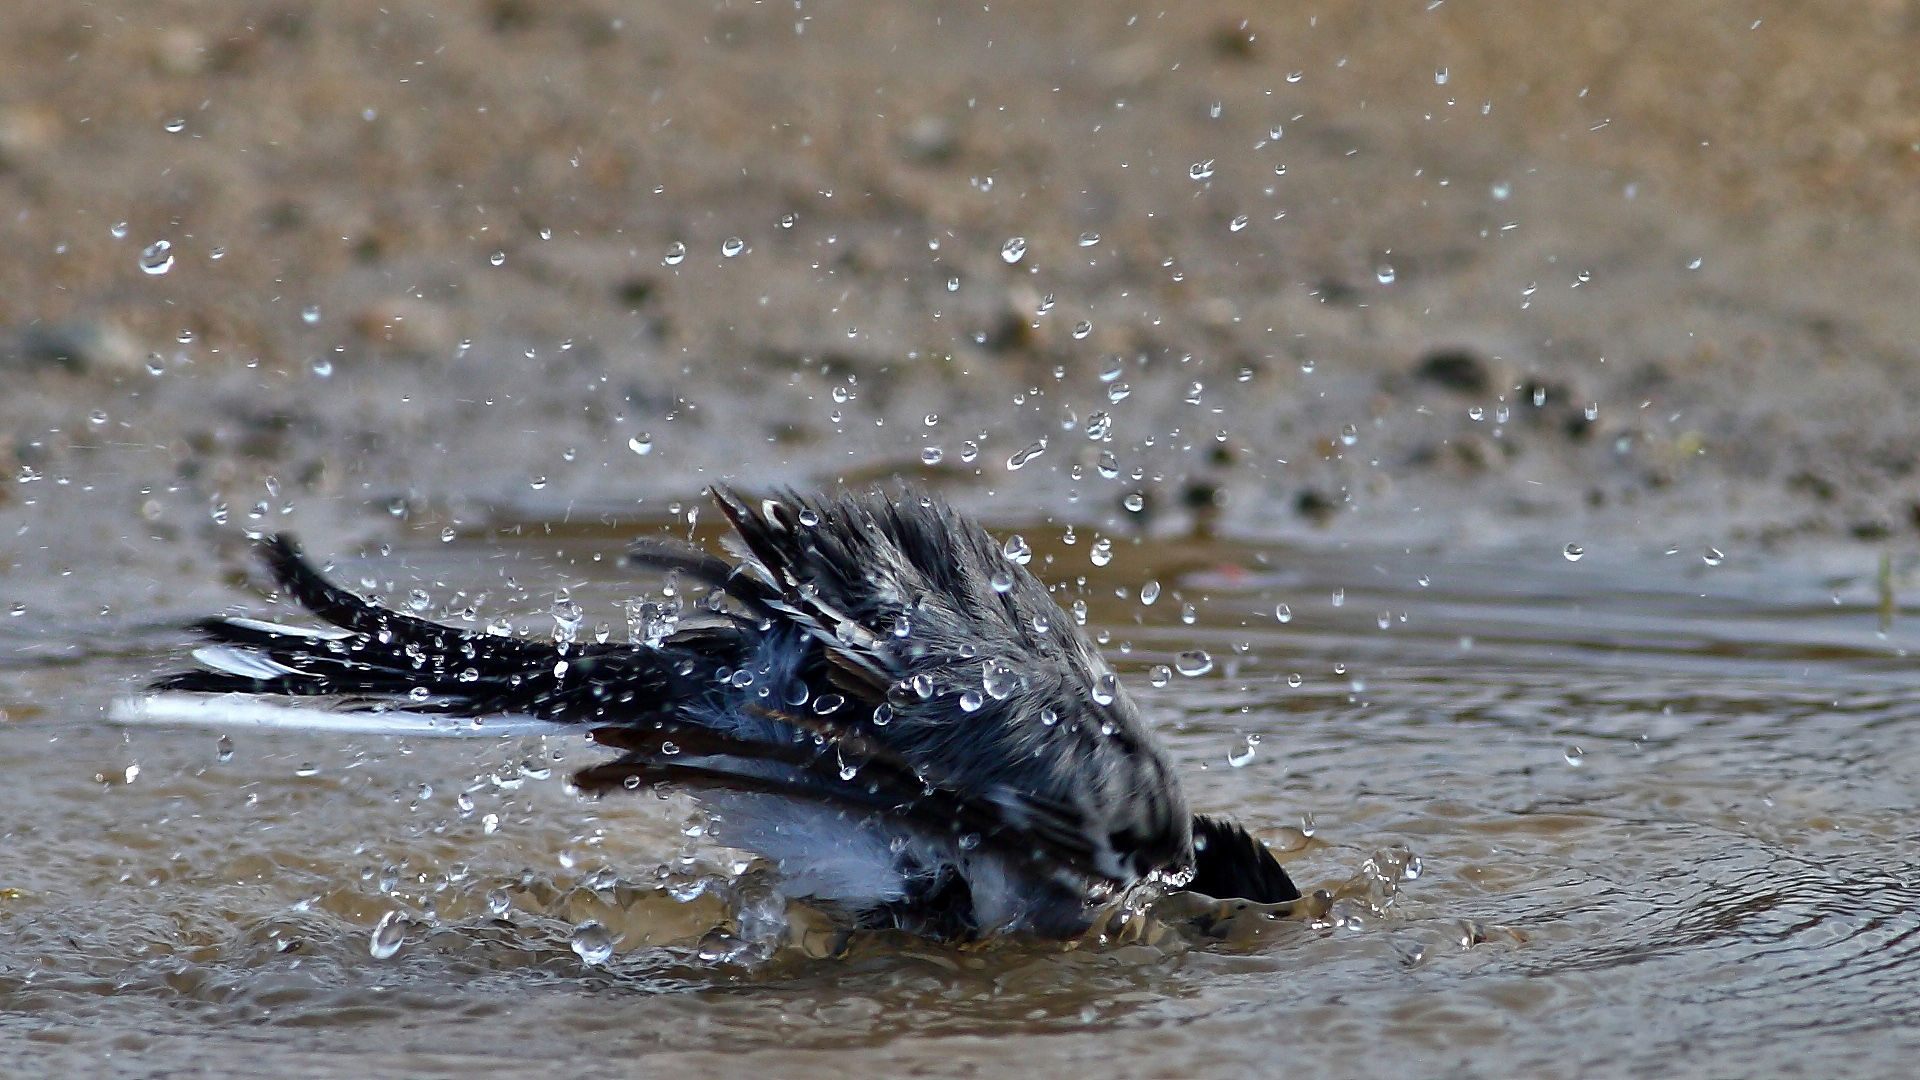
[4,0,1919,581]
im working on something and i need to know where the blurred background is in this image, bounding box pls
[5,0,1920,574]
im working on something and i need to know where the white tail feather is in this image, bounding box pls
[107,694,560,738]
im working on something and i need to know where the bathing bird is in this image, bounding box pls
[130,486,1298,942]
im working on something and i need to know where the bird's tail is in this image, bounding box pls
[119,535,742,734]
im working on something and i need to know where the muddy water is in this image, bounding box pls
[4,527,1920,1078]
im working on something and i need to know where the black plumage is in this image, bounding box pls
[151,485,1297,941]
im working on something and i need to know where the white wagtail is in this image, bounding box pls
[126,485,1298,942]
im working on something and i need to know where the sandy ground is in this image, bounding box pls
[3,0,1920,582]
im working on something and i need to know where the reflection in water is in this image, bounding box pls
[4,527,1920,1075]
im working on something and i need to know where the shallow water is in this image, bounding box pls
[5,527,1920,1078]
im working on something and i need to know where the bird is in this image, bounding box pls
[124,485,1299,943]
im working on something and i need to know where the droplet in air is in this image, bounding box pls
[1563,543,1585,562]
[300,305,321,325]
[1287,672,1303,687]
[1084,411,1112,440]
[1175,650,1214,677]
[1227,738,1257,767]
[571,920,615,965]
[1002,534,1032,565]
[721,236,745,257]
[1435,67,1449,85]
[1078,232,1101,247]
[1468,406,1484,421]
[1072,320,1092,339]
[947,276,960,292]
[1092,672,1117,706]
[663,241,687,266]
[1341,423,1358,446]
[1189,160,1215,180]
[1000,237,1027,264]
[369,910,408,959]
[216,735,234,762]
[489,251,506,267]
[1149,664,1171,687]
[529,476,547,490]
[1275,603,1292,623]
[628,433,654,455]
[164,117,186,133]
[1376,265,1396,285]
[1140,580,1161,606]
[780,214,796,228]
[1491,181,1512,200]
[1123,492,1145,512]
[110,221,129,239]
[1006,439,1047,470]
[1229,215,1250,232]
[138,240,175,275]
[1107,381,1131,403]
[1331,588,1345,607]
[1096,451,1120,478]
[921,446,944,465]
[982,659,1019,700]
[1703,547,1725,566]
[1090,538,1114,566]
[1564,746,1585,767]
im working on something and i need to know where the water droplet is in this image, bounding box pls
[1072,320,1092,339]
[1434,67,1449,85]
[1091,672,1117,706]
[628,433,653,455]
[1286,70,1303,83]
[1563,543,1585,562]
[300,304,321,325]
[989,568,1016,594]
[571,920,615,965]
[1006,438,1047,470]
[216,735,234,762]
[1564,746,1585,767]
[1107,381,1131,403]
[1140,580,1161,606]
[1703,547,1725,566]
[1039,707,1059,726]
[1377,610,1393,630]
[1002,534,1032,565]
[1000,236,1027,264]
[1123,492,1145,513]
[1375,265,1396,285]
[721,236,745,257]
[780,214,796,229]
[663,241,687,266]
[1149,664,1171,687]
[87,410,109,427]
[1078,232,1101,247]
[110,221,129,239]
[1096,451,1120,479]
[1468,406,1484,421]
[983,659,1020,700]
[1083,411,1113,441]
[164,117,186,133]
[958,689,984,712]
[921,445,944,465]
[208,246,225,259]
[138,240,175,275]
[959,441,979,463]
[369,911,408,959]
[529,476,547,490]
[1340,423,1359,446]
[1175,650,1214,677]
[310,357,333,378]
[1184,381,1204,405]
[1090,538,1114,566]
[1269,125,1285,140]
[489,250,506,266]
[1287,672,1303,687]
[1189,160,1216,181]
[947,276,960,292]
[1275,603,1293,623]
[1227,738,1257,768]
[1331,588,1345,607]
